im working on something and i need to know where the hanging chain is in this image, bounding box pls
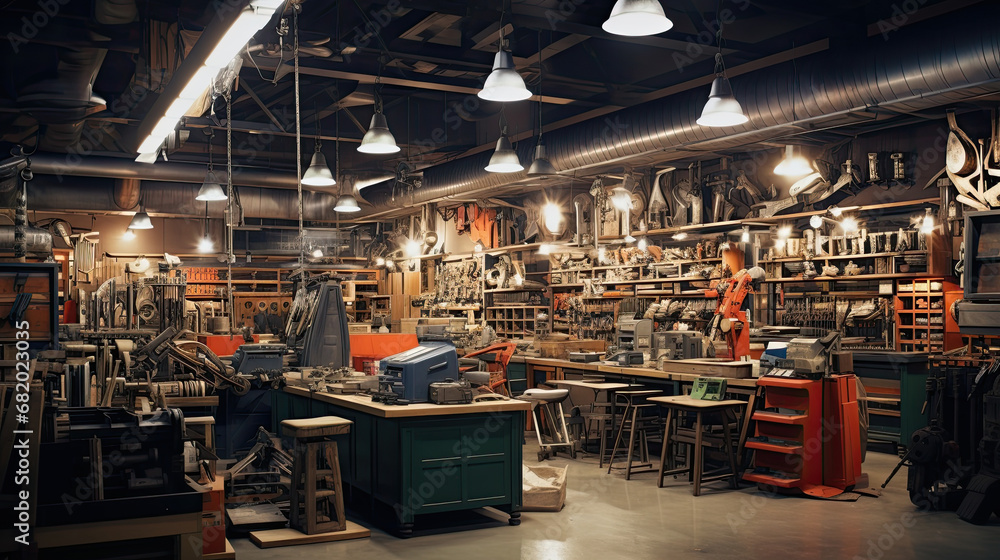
[226,91,234,321]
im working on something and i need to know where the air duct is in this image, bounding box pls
[0,226,53,256]
[359,6,1000,215]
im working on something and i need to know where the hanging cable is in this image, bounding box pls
[293,3,304,265]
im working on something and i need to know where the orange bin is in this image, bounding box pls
[350,333,419,374]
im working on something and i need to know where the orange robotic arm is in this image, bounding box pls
[707,267,766,360]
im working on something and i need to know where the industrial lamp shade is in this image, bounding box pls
[196,170,228,201]
[128,210,153,230]
[479,50,532,102]
[773,145,813,177]
[696,76,749,127]
[358,113,401,154]
[302,152,336,187]
[485,135,524,173]
[526,142,557,177]
[334,193,361,212]
[602,0,673,37]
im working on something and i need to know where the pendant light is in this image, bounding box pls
[128,208,153,230]
[697,20,748,128]
[773,145,812,176]
[197,203,214,253]
[302,107,335,187]
[333,111,360,212]
[479,3,531,102]
[486,108,523,173]
[196,130,228,201]
[602,0,673,37]
[359,66,400,154]
[527,32,557,177]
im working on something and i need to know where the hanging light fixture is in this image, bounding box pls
[527,33,556,177]
[697,38,748,128]
[302,107,335,187]
[128,207,153,230]
[602,0,673,36]
[809,214,824,229]
[486,109,523,173]
[359,65,400,154]
[333,111,361,212]
[479,4,531,102]
[197,131,227,201]
[773,145,812,177]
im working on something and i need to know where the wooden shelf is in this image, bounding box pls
[764,273,924,283]
[761,250,925,264]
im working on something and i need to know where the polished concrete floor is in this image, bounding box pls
[232,444,1000,560]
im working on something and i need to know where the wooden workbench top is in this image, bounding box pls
[522,357,759,388]
[284,386,530,419]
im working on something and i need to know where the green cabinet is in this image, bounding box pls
[273,390,524,535]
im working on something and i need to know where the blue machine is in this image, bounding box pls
[379,342,459,403]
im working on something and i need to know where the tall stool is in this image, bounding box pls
[282,416,353,534]
[606,389,662,478]
[651,395,745,496]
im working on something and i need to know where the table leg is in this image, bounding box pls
[722,410,739,489]
[657,408,673,488]
[736,387,761,476]
[607,400,631,474]
[624,404,639,480]
[693,411,704,497]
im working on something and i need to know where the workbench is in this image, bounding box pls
[272,387,530,536]
[520,357,758,389]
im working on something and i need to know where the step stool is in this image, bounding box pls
[281,416,352,534]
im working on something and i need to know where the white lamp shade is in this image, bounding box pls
[128,211,153,230]
[773,145,813,177]
[697,76,749,127]
[196,170,228,201]
[602,0,673,36]
[485,136,524,173]
[527,143,557,176]
[302,152,336,186]
[334,193,361,212]
[358,113,401,154]
[479,50,532,102]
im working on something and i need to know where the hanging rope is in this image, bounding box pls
[293,3,304,265]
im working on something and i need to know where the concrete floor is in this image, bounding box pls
[232,445,1000,560]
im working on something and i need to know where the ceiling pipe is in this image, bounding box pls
[358,6,1000,216]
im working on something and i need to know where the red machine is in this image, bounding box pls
[459,343,517,395]
[706,267,766,360]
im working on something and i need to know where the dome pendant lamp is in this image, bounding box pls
[332,111,360,213]
[196,131,228,201]
[697,25,748,128]
[602,0,673,37]
[486,109,523,173]
[302,109,336,187]
[479,5,531,102]
[527,33,557,177]
[359,70,400,154]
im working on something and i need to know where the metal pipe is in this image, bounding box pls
[0,226,53,255]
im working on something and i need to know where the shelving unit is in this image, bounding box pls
[485,306,548,338]
[895,278,957,353]
[744,377,825,490]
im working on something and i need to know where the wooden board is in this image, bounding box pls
[285,387,530,418]
[660,359,753,378]
[538,339,606,359]
[204,538,236,559]
[250,522,370,549]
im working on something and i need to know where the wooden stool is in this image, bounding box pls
[651,396,745,496]
[281,416,352,535]
[606,389,662,478]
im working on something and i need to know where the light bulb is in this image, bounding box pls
[637,237,649,251]
[810,215,823,229]
[405,238,422,258]
[197,236,215,253]
[122,229,136,241]
[741,227,750,243]
[375,257,385,266]
[829,206,844,217]
[542,202,563,234]
[920,209,935,234]
[777,225,792,239]
[474,242,483,253]
[841,217,858,233]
